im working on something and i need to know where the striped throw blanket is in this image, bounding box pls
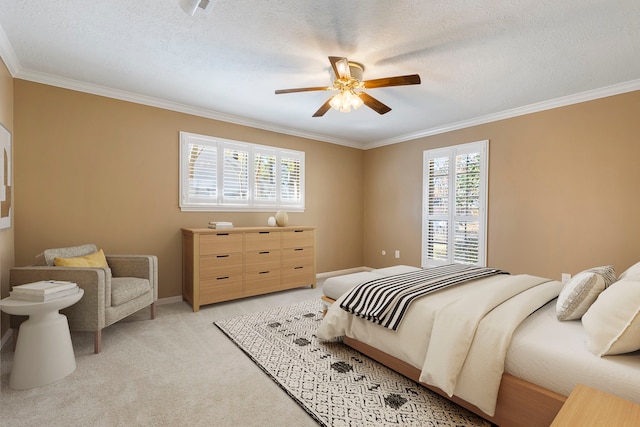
[339,264,509,330]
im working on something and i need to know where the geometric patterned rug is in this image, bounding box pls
[214,299,491,427]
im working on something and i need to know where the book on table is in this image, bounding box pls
[10,280,79,302]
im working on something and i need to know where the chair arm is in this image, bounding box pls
[106,255,158,301]
[10,266,110,331]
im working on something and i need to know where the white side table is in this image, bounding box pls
[0,289,84,390]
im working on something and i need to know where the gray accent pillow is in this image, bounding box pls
[556,265,616,321]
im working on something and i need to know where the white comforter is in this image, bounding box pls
[317,273,563,416]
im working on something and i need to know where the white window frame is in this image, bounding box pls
[422,140,488,267]
[179,132,305,212]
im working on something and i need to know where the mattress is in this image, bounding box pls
[505,300,640,403]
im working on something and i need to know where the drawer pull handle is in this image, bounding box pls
[294,266,304,270]
[294,248,304,251]
[217,276,229,280]
[294,230,303,233]
[218,233,229,236]
[217,254,230,258]
[259,271,270,274]
[259,251,270,254]
[259,231,270,234]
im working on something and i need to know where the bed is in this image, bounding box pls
[317,263,640,427]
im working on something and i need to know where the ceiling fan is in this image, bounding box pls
[275,56,421,117]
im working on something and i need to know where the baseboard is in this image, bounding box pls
[157,295,183,305]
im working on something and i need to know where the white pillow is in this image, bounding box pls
[556,266,616,321]
[582,278,640,356]
[620,261,640,280]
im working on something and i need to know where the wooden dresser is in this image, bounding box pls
[182,226,316,311]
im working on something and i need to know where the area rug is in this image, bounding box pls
[214,299,490,427]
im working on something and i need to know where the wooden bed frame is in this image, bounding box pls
[343,336,567,427]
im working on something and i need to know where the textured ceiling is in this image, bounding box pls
[1,1,639,149]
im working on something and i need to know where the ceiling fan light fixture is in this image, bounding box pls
[335,59,350,78]
[330,90,364,113]
[274,56,420,117]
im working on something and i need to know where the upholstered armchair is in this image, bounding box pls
[10,244,158,354]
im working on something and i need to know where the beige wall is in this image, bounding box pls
[0,59,14,337]
[9,77,640,303]
[364,90,640,280]
[13,80,364,299]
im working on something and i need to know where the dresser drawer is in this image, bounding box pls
[282,247,313,268]
[282,265,314,288]
[282,229,314,248]
[199,254,243,278]
[200,232,243,255]
[245,231,281,252]
[245,269,282,295]
[200,274,244,304]
[245,250,281,273]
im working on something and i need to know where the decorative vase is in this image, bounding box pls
[275,210,288,227]
[267,216,276,227]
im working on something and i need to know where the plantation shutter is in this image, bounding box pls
[183,137,218,205]
[254,148,277,203]
[454,151,481,264]
[280,151,303,205]
[426,155,450,263]
[179,132,305,211]
[423,141,487,267]
[222,143,249,204]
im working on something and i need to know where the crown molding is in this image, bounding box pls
[366,79,640,149]
[2,25,637,151]
[14,68,366,149]
[16,66,639,152]
[0,18,363,149]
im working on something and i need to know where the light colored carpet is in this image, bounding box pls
[1,286,324,427]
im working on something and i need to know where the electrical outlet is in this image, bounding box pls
[561,273,571,283]
[395,250,400,259]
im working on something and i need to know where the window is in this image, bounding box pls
[180,132,305,211]
[422,140,488,267]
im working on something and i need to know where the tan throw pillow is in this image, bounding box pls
[54,249,109,268]
[556,266,616,321]
[582,278,640,356]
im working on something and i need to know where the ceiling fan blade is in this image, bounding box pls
[363,74,421,89]
[359,92,392,115]
[328,56,351,79]
[275,86,331,94]
[312,99,333,117]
